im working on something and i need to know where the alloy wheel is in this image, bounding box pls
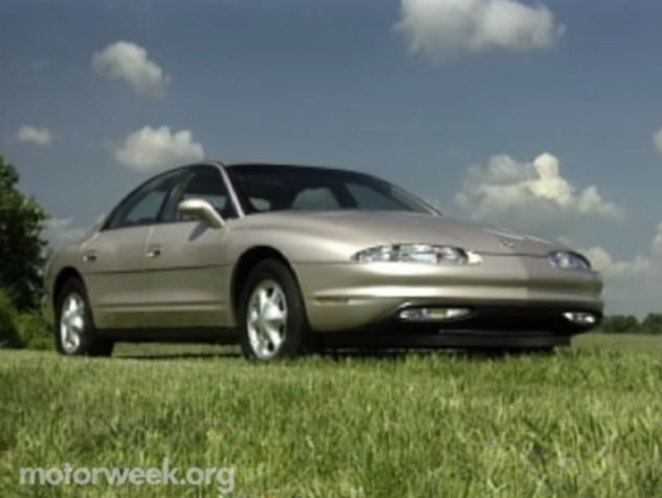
[59,292,86,354]
[246,279,288,360]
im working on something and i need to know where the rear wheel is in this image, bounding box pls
[238,259,311,361]
[55,278,114,357]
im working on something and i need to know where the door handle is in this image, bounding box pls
[146,246,162,258]
[83,252,97,263]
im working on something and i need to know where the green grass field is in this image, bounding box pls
[1,334,661,497]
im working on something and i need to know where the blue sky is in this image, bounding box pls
[2,0,661,314]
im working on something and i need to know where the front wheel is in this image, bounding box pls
[55,278,114,357]
[238,259,312,361]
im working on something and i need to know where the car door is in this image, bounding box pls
[82,170,184,329]
[139,165,237,328]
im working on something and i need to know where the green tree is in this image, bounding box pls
[599,315,640,334]
[0,289,22,347]
[640,313,662,335]
[0,155,48,310]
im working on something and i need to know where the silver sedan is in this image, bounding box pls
[45,162,603,360]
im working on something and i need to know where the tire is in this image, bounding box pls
[55,278,114,357]
[238,259,312,361]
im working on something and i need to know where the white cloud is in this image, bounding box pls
[17,125,53,146]
[653,127,662,156]
[653,222,662,256]
[43,218,87,249]
[92,41,169,98]
[455,153,625,226]
[114,126,205,173]
[398,0,563,59]
[585,244,657,315]
[568,223,662,314]
[582,246,651,280]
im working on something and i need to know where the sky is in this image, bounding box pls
[1,0,662,315]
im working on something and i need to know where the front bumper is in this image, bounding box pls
[293,256,603,334]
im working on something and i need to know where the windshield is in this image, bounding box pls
[226,165,437,215]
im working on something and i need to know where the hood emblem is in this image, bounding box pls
[499,238,517,249]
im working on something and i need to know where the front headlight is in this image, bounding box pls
[352,244,481,265]
[548,251,591,271]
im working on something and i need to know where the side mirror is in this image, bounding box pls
[177,198,225,229]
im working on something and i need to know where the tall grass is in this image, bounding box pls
[15,311,53,351]
[0,289,53,351]
[0,290,21,348]
[1,338,661,497]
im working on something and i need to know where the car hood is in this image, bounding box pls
[241,210,565,256]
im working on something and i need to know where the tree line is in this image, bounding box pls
[597,314,662,335]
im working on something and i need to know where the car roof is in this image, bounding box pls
[223,162,369,177]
